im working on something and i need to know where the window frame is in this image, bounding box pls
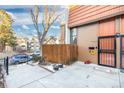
[70,28,77,44]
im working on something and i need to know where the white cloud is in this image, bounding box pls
[12,12,43,25]
[22,25,30,29]
[6,12,17,20]
[13,13,32,25]
[10,8,66,26]
[51,25,60,29]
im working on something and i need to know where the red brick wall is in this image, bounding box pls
[68,5,124,28]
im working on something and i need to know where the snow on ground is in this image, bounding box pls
[5,61,124,88]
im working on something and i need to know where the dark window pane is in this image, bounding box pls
[70,28,77,44]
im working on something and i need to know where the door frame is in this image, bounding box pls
[98,35,116,68]
[120,35,124,69]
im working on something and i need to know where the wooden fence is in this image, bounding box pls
[42,44,78,65]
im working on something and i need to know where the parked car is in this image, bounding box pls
[33,50,40,56]
[9,54,32,65]
[28,55,33,61]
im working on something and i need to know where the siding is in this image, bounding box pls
[77,23,98,64]
[121,15,124,34]
[68,5,124,28]
[98,17,115,36]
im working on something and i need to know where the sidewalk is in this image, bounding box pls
[5,62,124,88]
[6,63,52,88]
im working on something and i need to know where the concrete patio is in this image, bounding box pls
[5,62,124,88]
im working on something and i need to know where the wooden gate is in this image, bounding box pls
[98,35,116,68]
[120,35,124,69]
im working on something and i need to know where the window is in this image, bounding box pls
[70,28,77,44]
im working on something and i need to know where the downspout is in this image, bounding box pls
[65,7,70,44]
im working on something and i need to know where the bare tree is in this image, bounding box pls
[30,5,62,54]
[44,36,57,44]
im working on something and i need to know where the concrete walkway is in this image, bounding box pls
[6,62,124,88]
[6,63,52,88]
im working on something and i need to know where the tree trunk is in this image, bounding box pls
[39,45,42,56]
[39,31,47,56]
[40,31,47,45]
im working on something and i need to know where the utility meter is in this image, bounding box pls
[88,47,97,55]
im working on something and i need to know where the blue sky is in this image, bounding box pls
[0,5,67,39]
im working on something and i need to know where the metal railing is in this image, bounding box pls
[3,57,9,75]
[120,35,124,72]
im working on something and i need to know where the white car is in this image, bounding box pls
[33,50,40,56]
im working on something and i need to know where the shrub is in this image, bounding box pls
[32,55,41,62]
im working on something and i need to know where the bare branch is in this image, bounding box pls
[48,13,62,30]
[34,5,39,23]
[44,36,56,44]
[41,21,45,32]
[30,5,63,45]
[30,9,41,43]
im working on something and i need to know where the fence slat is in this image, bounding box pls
[42,44,78,65]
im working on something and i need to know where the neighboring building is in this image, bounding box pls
[29,36,59,52]
[30,36,39,51]
[0,43,13,53]
[16,37,29,51]
[5,44,13,52]
[68,5,124,68]
[0,45,4,52]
